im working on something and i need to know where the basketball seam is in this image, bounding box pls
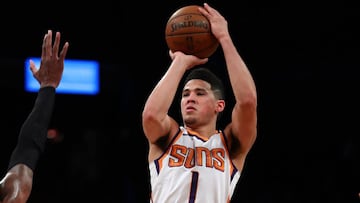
[168,13,206,22]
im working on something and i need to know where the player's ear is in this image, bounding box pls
[216,100,225,113]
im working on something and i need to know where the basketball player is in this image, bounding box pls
[0,30,69,203]
[142,3,257,203]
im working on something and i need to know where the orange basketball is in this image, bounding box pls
[165,5,219,58]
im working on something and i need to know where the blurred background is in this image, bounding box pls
[0,1,359,203]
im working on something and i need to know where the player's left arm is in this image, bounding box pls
[203,2,257,169]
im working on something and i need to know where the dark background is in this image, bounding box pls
[1,1,359,203]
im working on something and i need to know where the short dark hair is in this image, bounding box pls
[183,67,225,100]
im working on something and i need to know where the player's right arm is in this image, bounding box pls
[142,51,207,161]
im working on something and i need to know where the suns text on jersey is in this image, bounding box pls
[168,144,225,172]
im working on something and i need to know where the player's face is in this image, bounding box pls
[181,79,219,126]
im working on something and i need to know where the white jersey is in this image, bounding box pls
[149,126,241,203]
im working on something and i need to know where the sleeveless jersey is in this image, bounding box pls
[149,126,241,203]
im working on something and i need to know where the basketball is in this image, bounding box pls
[165,5,219,58]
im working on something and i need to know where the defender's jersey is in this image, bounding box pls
[149,126,241,203]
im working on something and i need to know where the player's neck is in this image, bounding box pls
[185,125,217,138]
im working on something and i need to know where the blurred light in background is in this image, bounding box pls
[24,57,100,95]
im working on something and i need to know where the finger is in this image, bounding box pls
[46,30,53,57]
[198,6,208,16]
[201,58,209,64]
[198,5,213,19]
[29,60,37,74]
[203,3,212,12]
[59,41,69,61]
[204,3,220,16]
[41,32,48,60]
[169,50,176,59]
[53,31,61,58]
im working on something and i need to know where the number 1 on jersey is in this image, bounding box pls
[189,171,199,203]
